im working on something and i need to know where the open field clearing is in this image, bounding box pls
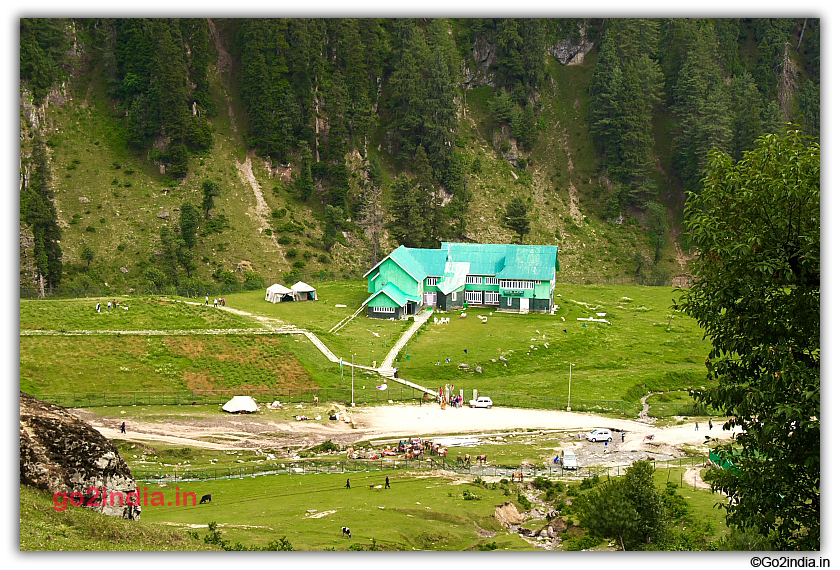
[22,283,712,414]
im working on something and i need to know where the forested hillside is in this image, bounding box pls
[19,18,819,297]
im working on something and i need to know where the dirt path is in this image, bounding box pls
[207,18,237,134]
[82,403,740,459]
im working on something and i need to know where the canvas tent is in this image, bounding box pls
[290,281,318,301]
[222,395,259,413]
[265,283,294,303]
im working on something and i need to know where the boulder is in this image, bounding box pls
[156,210,169,219]
[494,501,524,525]
[19,391,141,520]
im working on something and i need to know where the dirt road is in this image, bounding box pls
[82,403,739,460]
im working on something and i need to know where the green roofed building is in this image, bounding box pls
[363,243,559,319]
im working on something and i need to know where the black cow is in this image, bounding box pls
[342,526,352,538]
[200,494,212,504]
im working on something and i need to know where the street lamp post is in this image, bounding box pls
[567,363,575,411]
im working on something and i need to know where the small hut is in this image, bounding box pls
[290,281,318,301]
[265,283,294,303]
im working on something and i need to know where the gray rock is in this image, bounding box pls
[79,196,90,204]
[19,391,141,520]
[157,210,169,219]
[119,267,128,274]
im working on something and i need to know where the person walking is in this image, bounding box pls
[96,302,101,313]
[120,422,126,434]
[695,421,699,431]
[709,419,713,430]
[385,476,390,489]
[345,478,351,489]
[621,430,625,443]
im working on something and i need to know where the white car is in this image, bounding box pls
[586,428,613,442]
[561,450,578,470]
[469,397,493,409]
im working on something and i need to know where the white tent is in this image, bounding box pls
[222,395,259,413]
[265,283,293,303]
[290,281,318,301]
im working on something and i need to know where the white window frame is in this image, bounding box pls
[485,291,500,305]
[426,277,439,286]
[466,275,483,285]
[372,306,395,313]
[466,291,483,304]
[451,291,457,301]
[507,297,512,307]
[485,277,499,285]
[500,279,535,290]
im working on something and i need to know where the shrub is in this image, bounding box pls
[85,226,96,233]
[292,260,306,269]
[243,270,264,291]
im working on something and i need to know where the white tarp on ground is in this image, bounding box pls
[265,283,293,303]
[433,436,482,447]
[222,395,260,413]
[290,281,318,301]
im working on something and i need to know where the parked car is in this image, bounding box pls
[561,450,578,470]
[469,397,493,409]
[586,428,613,442]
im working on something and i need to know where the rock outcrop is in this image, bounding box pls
[548,24,595,66]
[19,391,141,520]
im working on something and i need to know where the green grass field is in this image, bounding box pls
[20,485,220,551]
[21,282,711,410]
[136,470,538,551]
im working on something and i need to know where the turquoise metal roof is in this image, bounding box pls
[406,248,448,276]
[363,245,428,283]
[440,242,507,275]
[437,261,470,294]
[495,245,559,281]
[363,282,421,307]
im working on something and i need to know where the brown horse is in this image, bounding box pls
[476,454,487,465]
[464,454,471,466]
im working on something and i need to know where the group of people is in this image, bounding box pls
[95,299,122,313]
[205,296,226,307]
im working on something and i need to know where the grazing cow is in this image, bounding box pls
[476,454,487,465]
[342,527,352,539]
[199,494,212,504]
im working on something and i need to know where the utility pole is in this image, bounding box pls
[351,353,355,407]
[567,363,574,411]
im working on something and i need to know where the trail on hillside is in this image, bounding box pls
[236,154,284,256]
[560,129,584,225]
[207,18,237,133]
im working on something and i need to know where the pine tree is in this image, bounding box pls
[201,179,221,220]
[504,196,530,243]
[179,202,201,249]
[386,173,423,247]
[21,134,63,291]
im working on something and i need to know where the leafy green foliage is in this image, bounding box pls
[179,202,200,249]
[678,128,819,550]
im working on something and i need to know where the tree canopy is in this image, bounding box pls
[678,127,819,550]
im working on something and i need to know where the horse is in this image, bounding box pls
[464,454,471,467]
[456,456,464,466]
[476,454,487,465]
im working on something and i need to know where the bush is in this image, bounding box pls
[242,270,264,291]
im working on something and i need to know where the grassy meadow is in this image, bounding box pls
[21,282,711,411]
